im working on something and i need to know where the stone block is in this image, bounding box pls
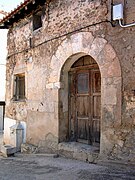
[21,143,38,154]
[117,140,124,147]
[1,145,16,157]
[73,151,88,162]
[103,85,117,105]
[71,33,83,54]
[54,82,63,89]
[87,153,98,163]
[89,37,107,59]
[61,39,73,59]
[104,44,116,61]
[46,83,54,89]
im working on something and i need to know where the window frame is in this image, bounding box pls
[13,73,26,101]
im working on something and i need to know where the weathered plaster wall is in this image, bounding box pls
[6,0,107,147]
[5,0,135,162]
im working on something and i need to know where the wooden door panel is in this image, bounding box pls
[92,119,100,143]
[69,72,76,96]
[76,96,89,117]
[78,118,89,141]
[69,63,101,145]
[92,70,101,144]
[76,72,89,143]
[93,71,101,93]
[93,96,101,118]
[69,72,76,141]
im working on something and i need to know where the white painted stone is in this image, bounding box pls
[54,82,63,89]
[46,83,54,89]
[3,117,26,145]
[10,122,24,151]
[3,118,16,145]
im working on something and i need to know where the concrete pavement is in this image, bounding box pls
[0,153,134,180]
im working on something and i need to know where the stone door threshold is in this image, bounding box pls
[58,142,99,163]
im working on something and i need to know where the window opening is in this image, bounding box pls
[33,11,42,31]
[13,74,25,101]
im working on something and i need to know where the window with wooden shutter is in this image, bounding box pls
[13,74,25,101]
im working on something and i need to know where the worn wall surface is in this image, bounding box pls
[4,0,135,162]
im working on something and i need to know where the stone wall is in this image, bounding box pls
[5,0,135,163]
[6,0,107,145]
[105,0,135,162]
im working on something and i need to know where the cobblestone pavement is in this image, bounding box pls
[0,153,134,180]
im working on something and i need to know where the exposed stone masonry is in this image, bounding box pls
[4,0,135,163]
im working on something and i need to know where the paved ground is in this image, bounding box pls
[0,153,134,180]
[0,134,135,180]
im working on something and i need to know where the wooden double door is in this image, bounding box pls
[69,68,101,145]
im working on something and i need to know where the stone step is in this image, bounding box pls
[58,142,99,163]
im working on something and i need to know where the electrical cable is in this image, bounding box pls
[7,20,112,58]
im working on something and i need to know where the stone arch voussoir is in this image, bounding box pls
[49,32,121,84]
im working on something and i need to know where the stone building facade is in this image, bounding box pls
[0,0,135,163]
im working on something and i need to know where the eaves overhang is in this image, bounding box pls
[0,0,45,29]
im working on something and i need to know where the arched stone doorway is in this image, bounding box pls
[69,55,101,145]
[48,32,121,156]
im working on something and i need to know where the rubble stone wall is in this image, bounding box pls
[5,0,135,162]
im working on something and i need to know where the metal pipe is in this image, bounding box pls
[119,19,135,28]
